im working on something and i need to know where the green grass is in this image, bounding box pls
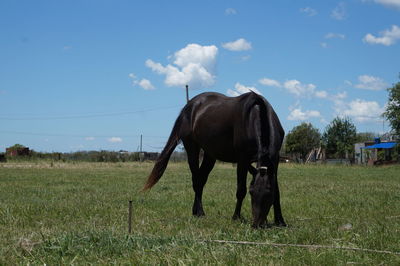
[1,161,400,264]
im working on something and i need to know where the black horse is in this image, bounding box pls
[142,91,286,228]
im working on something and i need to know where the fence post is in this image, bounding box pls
[128,200,133,234]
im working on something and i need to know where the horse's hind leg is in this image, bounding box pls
[194,152,216,216]
[184,141,215,216]
[183,140,201,215]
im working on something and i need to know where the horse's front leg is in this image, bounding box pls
[232,162,248,220]
[272,162,286,227]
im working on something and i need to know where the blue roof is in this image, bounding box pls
[362,142,397,149]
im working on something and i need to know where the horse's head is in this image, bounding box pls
[249,166,274,228]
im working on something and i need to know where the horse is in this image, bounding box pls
[142,91,286,228]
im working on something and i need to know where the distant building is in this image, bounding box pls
[6,145,31,157]
[142,152,159,161]
[355,138,397,165]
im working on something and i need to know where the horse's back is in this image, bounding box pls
[181,92,262,162]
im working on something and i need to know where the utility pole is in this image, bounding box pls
[139,134,144,162]
[185,85,189,103]
[140,134,143,153]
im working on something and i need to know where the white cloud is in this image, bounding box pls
[315,90,328,99]
[146,44,218,89]
[227,82,262,96]
[331,90,384,123]
[331,2,347,20]
[344,80,353,86]
[129,73,155,90]
[363,25,400,46]
[173,44,218,70]
[325,33,345,39]
[283,80,316,97]
[226,89,240,97]
[332,92,348,114]
[137,79,155,90]
[259,77,321,98]
[225,8,237,15]
[145,60,167,73]
[108,137,122,143]
[355,75,388,90]
[320,42,328,48]
[321,33,345,48]
[300,7,318,16]
[288,108,321,121]
[334,91,348,100]
[340,99,385,122]
[304,90,348,117]
[371,0,400,10]
[259,78,281,87]
[222,38,252,51]
[85,137,95,141]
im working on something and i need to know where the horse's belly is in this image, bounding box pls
[191,104,241,162]
[205,143,237,162]
[194,134,237,162]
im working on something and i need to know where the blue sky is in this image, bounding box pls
[1,0,399,153]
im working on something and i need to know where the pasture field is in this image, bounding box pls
[0,161,400,265]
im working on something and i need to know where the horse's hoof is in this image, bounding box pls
[193,211,205,217]
[232,215,247,223]
[232,214,241,220]
[274,221,287,227]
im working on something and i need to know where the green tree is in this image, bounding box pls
[285,122,321,161]
[322,117,357,159]
[7,144,27,150]
[356,132,376,143]
[384,80,400,137]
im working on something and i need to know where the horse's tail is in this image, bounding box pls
[251,93,270,162]
[246,91,284,165]
[141,113,182,191]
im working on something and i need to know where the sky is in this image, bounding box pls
[1,0,400,153]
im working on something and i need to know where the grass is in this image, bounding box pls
[0,161,399,264]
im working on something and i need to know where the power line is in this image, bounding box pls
[0,105,181,121]
[0,130,168,139]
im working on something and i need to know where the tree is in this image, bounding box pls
[7,144,27,150]
[384,80,400,137]
[356,132,376,143]
[322,117,357,159]
[285,122,321,161]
